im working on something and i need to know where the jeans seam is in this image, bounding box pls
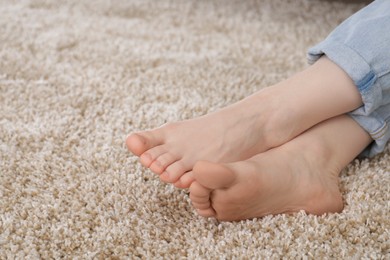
[371,123,388,139]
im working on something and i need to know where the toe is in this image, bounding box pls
[189,182,211,201]
[193,161,237,189]
[189,182,214,213]
[174,171,195,189]
[192,201,211,210]
[139,145,167,167]
[126,130,164,156]
[149,153,179,175]
[160,161,189,183]
[173,180,186,189]
[196,208,216,218]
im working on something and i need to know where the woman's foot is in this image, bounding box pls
[127,57,363,188]
[189,115,372,221]
[126,89,283,186]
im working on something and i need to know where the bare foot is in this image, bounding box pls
[127,90,280,187]
[127,57,363,188]
[189,115,372,221]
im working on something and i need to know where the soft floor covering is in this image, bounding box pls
[1,0,389,258]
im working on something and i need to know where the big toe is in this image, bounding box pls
[193,161,236,189]
[126,131,163,156]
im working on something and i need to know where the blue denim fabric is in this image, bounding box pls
[307,0,390,157]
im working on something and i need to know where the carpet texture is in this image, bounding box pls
[1,0,389,258]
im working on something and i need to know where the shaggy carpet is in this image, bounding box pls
[1,0,389,258]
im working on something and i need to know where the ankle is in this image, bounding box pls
[260,88,300,148]
[298,135,342,180]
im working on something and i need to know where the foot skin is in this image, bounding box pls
[127,57,363,188]
[126,98,274,188]
[189,115,372,221]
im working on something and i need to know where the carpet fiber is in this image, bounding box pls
[1,0,389,258]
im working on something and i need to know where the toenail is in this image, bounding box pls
[142,153,152,161]
[160,171,169,179]
[154,160,162,167]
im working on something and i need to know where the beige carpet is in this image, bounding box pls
[1,0,389,258]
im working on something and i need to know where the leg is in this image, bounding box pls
[189,115,372,221]
[127,56,362,187]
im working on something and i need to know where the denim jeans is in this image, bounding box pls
[307,0,390,157]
